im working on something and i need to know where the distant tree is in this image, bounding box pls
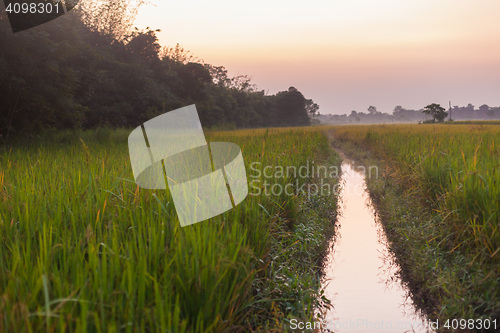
[348,110,360,122]
[368,106,377,114]
[478,104,492,118]
[393,105,403,114]
[479,104,489,113]
[487,108,495,118]
[305,99,319,117]
[490,107,500,118]
[422,103,447,122]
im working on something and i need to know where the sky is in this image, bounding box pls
[135,0,500,115]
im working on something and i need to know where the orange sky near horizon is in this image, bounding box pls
[135,0,500,115]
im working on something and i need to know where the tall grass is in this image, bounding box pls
[330,123,500,322]
[0,127,338,332]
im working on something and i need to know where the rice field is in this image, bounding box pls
[2,123,498,331]
[0,127,339,332]
[329,123,500,322]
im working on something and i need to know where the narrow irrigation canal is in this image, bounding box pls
[321,157,432,333]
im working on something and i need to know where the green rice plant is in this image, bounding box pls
[0,127,338,332]
[329,123,500,322]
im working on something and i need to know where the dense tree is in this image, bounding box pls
[0,12,85,138]
[422,103,448,122]
[204,64,230,87]
[368,105,377,114]
[306,99,319,117]
[479,104,489,113]
[125,28,162,63]
[272,87,310,127]
[161,43,199,64]
[0,8,315,140]
[393,105,403,114]
[77,0,148,40]
[487,108,495,118]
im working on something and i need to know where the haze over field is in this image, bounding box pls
[135,0,500,115]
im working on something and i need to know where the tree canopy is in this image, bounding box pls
[422,103,448,122]
[0,7,314,141]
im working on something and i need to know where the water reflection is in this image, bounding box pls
[321,158,432,333]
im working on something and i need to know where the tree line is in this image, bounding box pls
[318,103,500,125]
[0,5,315,141]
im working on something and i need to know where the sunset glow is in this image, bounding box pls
[135,0,500,114]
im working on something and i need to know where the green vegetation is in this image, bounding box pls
[329,124,500,325]
[0,127,339,332]
[2,0,499,329]
[422,103,448,123]
[319,104,500,126]
[0,7,315,141]
[446,120,500,125]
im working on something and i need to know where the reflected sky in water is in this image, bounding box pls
[321,159,432,333]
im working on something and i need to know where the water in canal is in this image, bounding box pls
[321,157,432,332]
